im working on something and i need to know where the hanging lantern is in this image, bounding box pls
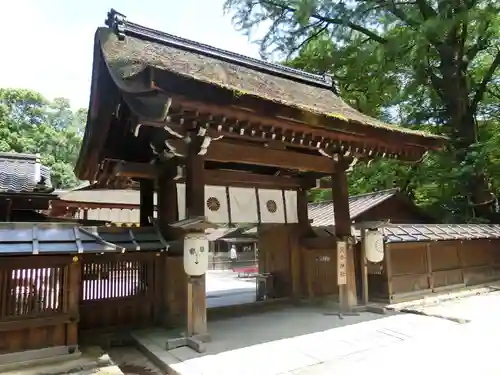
[365,229,384,263]
[183,233,209,276]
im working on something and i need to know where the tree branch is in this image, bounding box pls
[487,88,500,101]
[465,19,492,63]
[288,24,329,59]
[382,0,421,28]
[415,0,437,20]
[471,49,500,113]
[261,0,388,44]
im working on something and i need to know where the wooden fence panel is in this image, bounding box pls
[302,248,337,298]
[430,243,460,271]
[390,244,427,276]
[0,256,72,355]
[258,225,293,298]
[390,274,429,295]
[79,253,157,331]
[386,239,500,303]
[432,269,463,288]
[460,243,491,268]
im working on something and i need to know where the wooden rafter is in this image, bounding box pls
[136,96,429,162]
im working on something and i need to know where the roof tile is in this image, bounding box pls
[0,152,52,193]
[383,224,500,243]
[308,188,399,227]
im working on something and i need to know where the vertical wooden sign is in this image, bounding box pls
[337,240,347,285]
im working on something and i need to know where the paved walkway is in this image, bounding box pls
[134,305,464,375]
[205,270,256,308]
[297,291,500,375]
[134,291,500,374]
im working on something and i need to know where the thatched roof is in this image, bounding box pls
[97,26,443,140]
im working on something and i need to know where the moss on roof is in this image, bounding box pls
[98,27,444,141]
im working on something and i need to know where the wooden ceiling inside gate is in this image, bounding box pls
[75,10,446,189]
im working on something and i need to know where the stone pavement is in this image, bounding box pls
[134,305,467,375]
[402,289,500,323]
[291,291,500,375]
[205,270,256,308]
[291,320,500,375]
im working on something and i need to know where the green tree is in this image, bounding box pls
[0,88,85,189]
[224,0,500,221]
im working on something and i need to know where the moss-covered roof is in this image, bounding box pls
[97,27,444,141]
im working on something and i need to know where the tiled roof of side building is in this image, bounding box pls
[382,224,500,243]
[0,152,52,193]
[309,188,400,227]
[0,223,168,255]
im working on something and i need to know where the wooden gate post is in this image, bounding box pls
[293,187,311,298]
[360,228,369,305]
[165,129,209,353]
[139,179,154,227]
[157,167,182,326]
[139,179,154,301]
[331,166,357,310]
[184,131,207,338]
[66,256,81,353]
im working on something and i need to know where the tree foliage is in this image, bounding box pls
[225,0,500,222]
[0,88,85,189]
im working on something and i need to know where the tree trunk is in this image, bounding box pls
[443,75,494,219]
[432,44,493,219]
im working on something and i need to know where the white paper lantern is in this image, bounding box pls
[365,229,384,263]
[183,233,209,276]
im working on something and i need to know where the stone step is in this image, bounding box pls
[131,331,199,375]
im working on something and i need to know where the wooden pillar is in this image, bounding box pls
[157,169,179,237]
[139,179,155,227]
[139,179,155,307]
[292,187,310,298]
[331,167,357,309]
[156,167,183,326]
[66,256,81,353]
[185,134,207,337]
[360,229,369,305]
[425,243,434,291]
[385,245,393,302]
[297,188,309,228]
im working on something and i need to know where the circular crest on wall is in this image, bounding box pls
[266,199,278,213]
[206,197,221,212]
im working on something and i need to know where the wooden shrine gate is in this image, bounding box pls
[79,252,160,331]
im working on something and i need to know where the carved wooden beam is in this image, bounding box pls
[138,109,425,162]
[164,139,335,173]
[112,160,312,189]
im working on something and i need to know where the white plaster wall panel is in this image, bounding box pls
[129,209,140,224]
[87,209,99,221]
[99,208,112,221]
[229,187,258,223]
[176,183,186,220]
[205,185,230,223]
[284,190,298,223]
[258,189,286,223]
[109,209,121,223]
